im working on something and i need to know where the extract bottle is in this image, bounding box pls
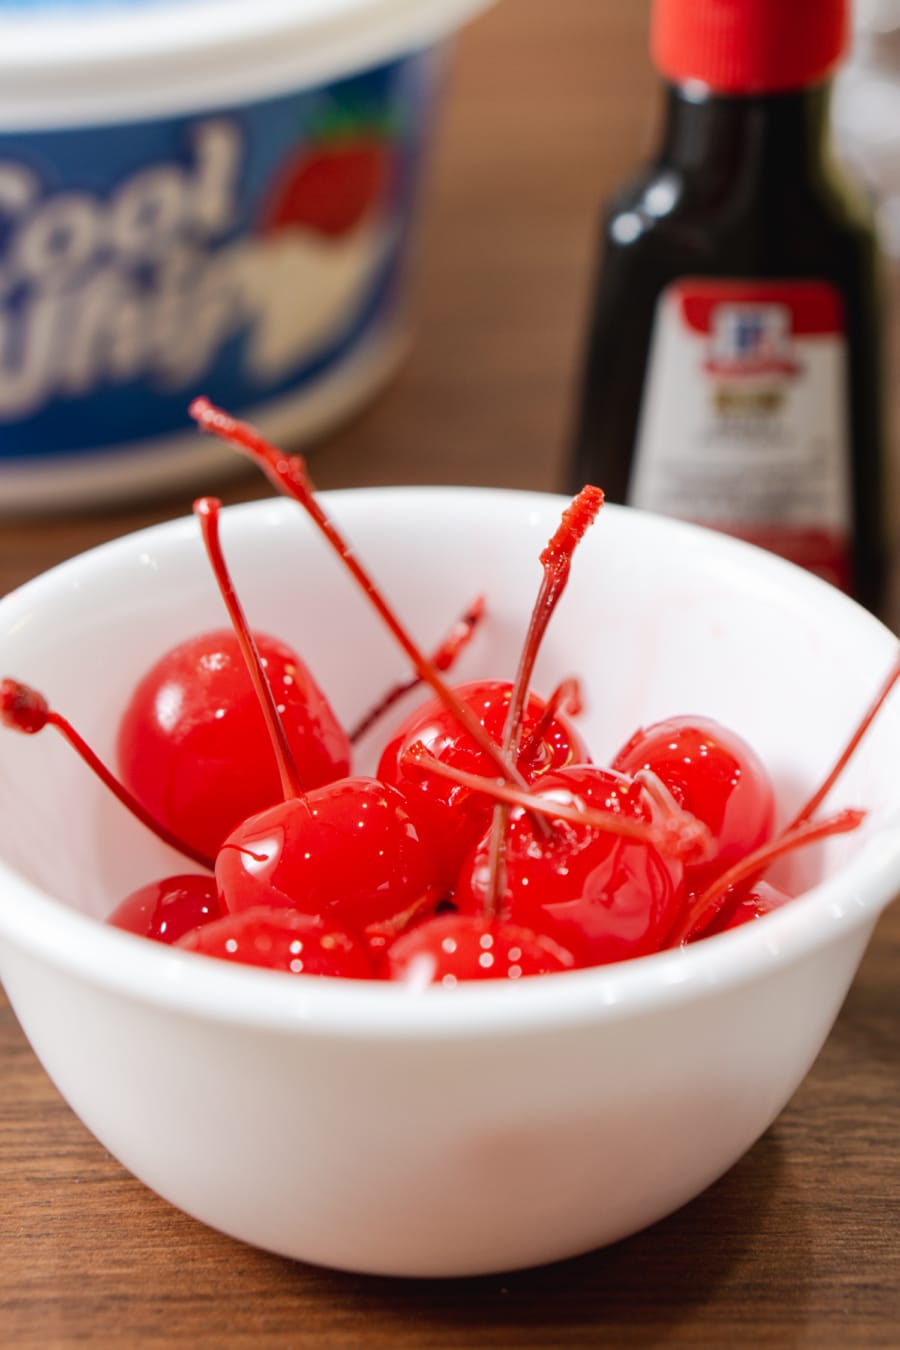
[568,0,886,611]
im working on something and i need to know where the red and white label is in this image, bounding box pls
[629,279,852,591]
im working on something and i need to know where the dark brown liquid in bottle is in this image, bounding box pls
[568,83,885,613]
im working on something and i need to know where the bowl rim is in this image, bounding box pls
[0,486,898,1040]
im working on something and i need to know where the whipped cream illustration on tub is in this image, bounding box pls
[240,219,396,381]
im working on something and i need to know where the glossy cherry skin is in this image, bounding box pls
[377,679,589,889]
[107,873,221,944]
[692,880,793,939]
[611,716,775,889]
[117,629,351,861]
[385,912,580,986]
[177,906,377,977]
[456,765,685,967]
[215,776,437,931]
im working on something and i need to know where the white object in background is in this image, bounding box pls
[833,0,900,255]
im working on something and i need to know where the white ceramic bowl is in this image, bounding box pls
[1,488,899,1278]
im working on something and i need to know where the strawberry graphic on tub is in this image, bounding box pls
[246,110,401,380]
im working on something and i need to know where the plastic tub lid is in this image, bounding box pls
[0,0,495,128]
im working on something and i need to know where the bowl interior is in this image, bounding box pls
[1,488,900,931]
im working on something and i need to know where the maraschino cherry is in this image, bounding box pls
[117,629,352,862]
[386,912,579,986]
[451,764,690,965]
[108,874,221,944]
[117,495,352,860]
[611,715,775,889]
[696,880,792,937]
[377,679,589,890]
[215,774,438,930]
[8,397,900,984]
[178,907,377,977]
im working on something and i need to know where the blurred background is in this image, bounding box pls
[1,0,898,615]
[834,0,900,259]
[0,1,655,528]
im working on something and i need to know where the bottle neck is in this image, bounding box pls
[658,82,834,188]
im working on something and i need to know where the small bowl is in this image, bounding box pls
[1,488,899,1278]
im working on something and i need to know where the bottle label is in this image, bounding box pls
[628,279,852,590]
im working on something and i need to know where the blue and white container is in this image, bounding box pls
[0,0,492,511]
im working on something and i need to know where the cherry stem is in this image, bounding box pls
[194,497,304,801]
[484,488,604,915]
[0,678,215,871]
[634,767,689,825]
[669,646,898,945]
[405,742,711,859]
[786,648,900,831]
[518,676,583,770]
[668,807,865,946]
[503,488,603,763]
[348,595,486,743]
[189,398,529,790]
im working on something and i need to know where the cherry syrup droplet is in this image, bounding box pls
[108,874,221,944]
[1,677,214,870]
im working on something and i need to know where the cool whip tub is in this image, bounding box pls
[0,0,493,511]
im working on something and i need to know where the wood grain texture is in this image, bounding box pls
[1,2,899,1345]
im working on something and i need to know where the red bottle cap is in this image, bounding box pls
[651,0,849,94]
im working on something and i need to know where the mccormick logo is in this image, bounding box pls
[703,303,802,379]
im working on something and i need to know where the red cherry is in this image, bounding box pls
[259,137,394,238]
[177,906,377,978]
[611,716,775,887]
[189,401,532,793]
[456,765,685,966]
[696,880,793,938]
[215,775,436,930]
[107,873,221,944]
[117,630,351,862]
[377,679,589,887]
[668,805,862,946]
[386,912,579,986]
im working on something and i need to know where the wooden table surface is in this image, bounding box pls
[2,3,899,1346]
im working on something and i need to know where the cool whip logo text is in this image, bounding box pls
[0,119,391,421]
